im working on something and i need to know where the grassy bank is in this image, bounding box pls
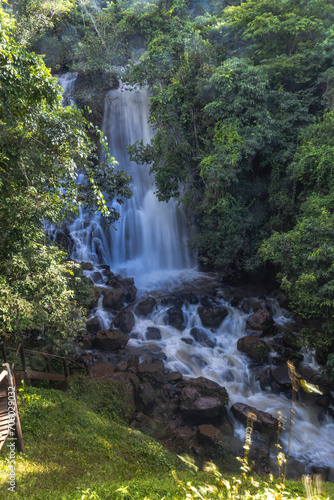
[0,379,333,499]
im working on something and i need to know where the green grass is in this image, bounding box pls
[0,379,333,499]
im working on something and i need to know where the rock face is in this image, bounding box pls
[135,297,156,316]
[180,377,229,420]
[246,309,274,334]
[113,309,135,334]
[137,361,165,386]
[145,327,162,340]
[237,336,270,362]
[166,307,184,330]
[86,316,102,334]
[231,403,278,437]
[94,329,129,351]
[190,327,215,348]
[197,424,224,445]
[198,306,228,327]
[102,289,124,310]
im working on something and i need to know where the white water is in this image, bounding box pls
[57,75,334,474]
[68,82,195,287]
[129,297,334,471]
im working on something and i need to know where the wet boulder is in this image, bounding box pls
[102,289,124,310]
[190,327,215,348]
[124,284,137,303]
[180,377,229,420]
[81,262,94,271]
[166,307,184,330]
[197,424,224,446]
[82,334,94,350]
[90,271,103,284]
[94,329,129,351]
[113,309,135,334]
[246,308,274,335]
[272,364,291,386]
[86,316,102,334]
[237,336,270,362]
[145,327,161,340]
[137,360,165,385]
[231,403,278,438]
[54,230,73,251]
[135,297,156,316]
[198,306,228,328]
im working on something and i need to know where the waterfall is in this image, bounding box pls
[68,82,195,286]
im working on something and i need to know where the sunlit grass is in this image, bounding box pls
[0,383,333,499]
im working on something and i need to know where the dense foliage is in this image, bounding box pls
[0,4,131,345]
[4,0,334,367]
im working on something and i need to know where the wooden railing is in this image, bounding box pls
[0,340,88,385]
[0,363,24,452]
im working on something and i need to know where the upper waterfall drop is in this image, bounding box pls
[102,85,194,277]
[68,82,195,285]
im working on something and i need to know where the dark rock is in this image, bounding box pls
[89,360,115,377]
[180,377,229,420]
[115,361,127,372]
[94,329,129,351]
[282,333,302,351]
[86,316,102,334]
[181,337,193,345]
[197,424,224,445]
[231,403,278,438]
[80,354,94,366]
[113,309,135,334]
[219,414,234,437]
[127,355,139,369]
[272,364,291,386]
[166,307,184,330]
[137,361,165,385]
[81,262,94,271]
[258,368,272,391]
[246,309,274,334]
[119,277,135,287]
[241,300,251,314]
[102,289,124,310]
[90,271,103,284]
[310,466,330,481]
[55,230,73,251]
[166,372,183,383]
[198,306,228,327]
[124,284,137,303]
[135,297,157,316]
[190,327,215,348]
[138,382,156,408]
[82,334,94,350]
[237,336,270,362]
[271,288,288,308]
[88,287,103,310]
[145,327,161,340]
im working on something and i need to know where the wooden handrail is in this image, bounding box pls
[4,347,86,371]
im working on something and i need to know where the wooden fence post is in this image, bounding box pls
[3,363,25,452]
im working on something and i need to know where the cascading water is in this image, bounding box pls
[57,74,334,476]
[69,82,195,287]
[129,296,334,471]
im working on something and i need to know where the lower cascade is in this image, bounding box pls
[60,77,334,478]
